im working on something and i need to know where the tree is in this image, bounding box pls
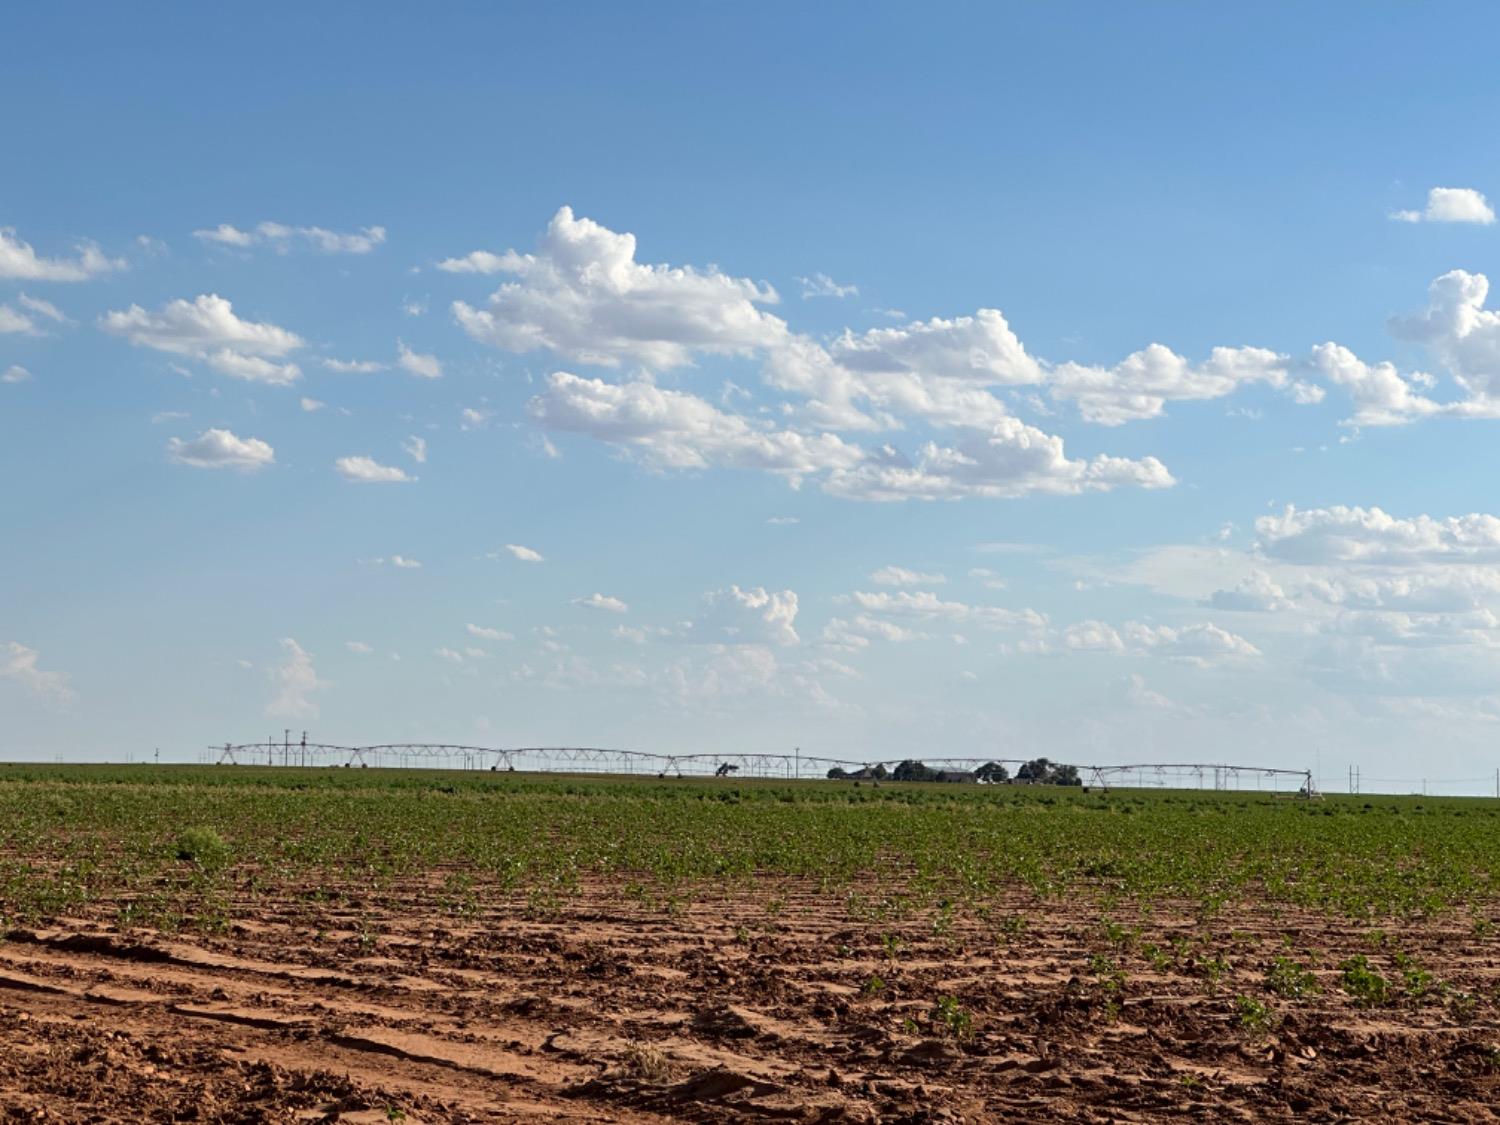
[1017,758,1081,786]
[827,767,849,780]
[975,761,1010,784]
[892,760,941,782]
[1017,757,1052,782]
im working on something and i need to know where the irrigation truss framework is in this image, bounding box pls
[211,736,1316,795]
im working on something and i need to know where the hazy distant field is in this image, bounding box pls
[1,765,1497,1121]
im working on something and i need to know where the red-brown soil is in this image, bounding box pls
[1,879,1497,1122]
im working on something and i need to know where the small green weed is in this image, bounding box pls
[1340,955,1390,1007]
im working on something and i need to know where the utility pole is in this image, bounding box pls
[795,745,800,780]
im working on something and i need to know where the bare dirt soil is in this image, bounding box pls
[1,878,1497,1123]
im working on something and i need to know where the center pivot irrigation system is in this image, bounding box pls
[213,735,1318,796]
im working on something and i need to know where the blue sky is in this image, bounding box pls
[8,4,1500,790]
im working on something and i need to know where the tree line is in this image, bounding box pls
[826,757,1082,785]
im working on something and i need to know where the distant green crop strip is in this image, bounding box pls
[0,764,1497,931]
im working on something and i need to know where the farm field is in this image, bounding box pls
[0,766,1498,1122]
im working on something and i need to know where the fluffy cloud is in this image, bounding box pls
[193,223,254,248]
[1062,619,1125,652]
[686,586,800,646]
[451,206,787,368]
[334,456,413,483]
[832,309,1042,386]
[104,295,303,357]
[821,420,1174,501]
[1390,187,1495,225]
[765,311,1038,431]
[870,566,945,586]
[390,555,421,568]
[447,208,1213,503]
[1050,345,1290,425]
[323,357,385,373]
[206,350,301,384]
[1302,571,1500,614]
[1,641,73,704]
[0,227,124,281]
[166,428,275,470]
[528,371,864,478]
[1308,342,1446,426]
[820,615,928,650]
[434,249,507,274]
[1389,270,1500,399]
[467,623,514,641]
[194,221,387,253]
[1306,272,1500,425]
[1123,621,1261,662]
[574,592,628,613]
[266,638,322,719]
[1257,505,1500,566]
[397,341,442,378]
[502,544,544,562]
[2,365,30,384]
[101,294,304,385]
[1009,613,1260,664]
[1204,570,1292,612]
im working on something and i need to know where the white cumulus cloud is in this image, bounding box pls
[821,420,1175,501]
[166,428,275,470]
[1257,505,1500,566]
[1050,345,1290,425]
[334,456,413,483]
[528,371,865,479]
[574,592,628,613]
[101,294,304,385]
[323,357,385,373]
[1390,187,1495,225]
[451,206,787,369]
[396,340,442,378]
[0,227,125,281]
